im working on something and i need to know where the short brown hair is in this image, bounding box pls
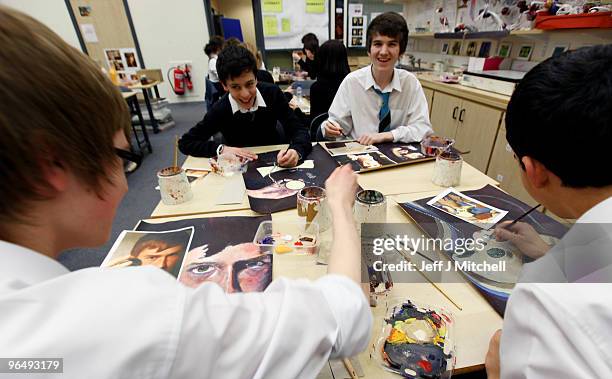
[366,12,409,55]
[0,6,130,228]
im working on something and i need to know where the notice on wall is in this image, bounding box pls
[263,0,282,13]
[306,0,325,13]
[80,23,98,43]
[281,18,291,33]
[348,4,366,48]
[263,15,279,36]
[104,47,141,82]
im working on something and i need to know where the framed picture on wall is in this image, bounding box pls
[478,41,492,57]
[441,42,449,54]
[551,44,569,57]
[466,41,477,57]
[497,42,512,58]
[516,44,534,60]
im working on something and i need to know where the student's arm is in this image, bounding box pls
[323,78,353,139]
[273,86,312,161]
[178,109,223,157]
[389,79,433,143]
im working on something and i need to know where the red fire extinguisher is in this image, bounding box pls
[167,66,185,95]
[184,65,193,90]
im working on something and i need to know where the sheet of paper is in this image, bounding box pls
[306,0,325,13]
[215,175,246,205]
[262,0,282,12]
[281,18,291,33]
[263,15,279,36]
[426,187,509,229]
[256,159,314,177]
[323,141,378,157]
[80,24,98,43]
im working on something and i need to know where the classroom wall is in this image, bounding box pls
[0,0,81,50]
[127,0,209,103]
[216,0,257,47]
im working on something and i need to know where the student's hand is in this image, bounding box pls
[292,51,303,60]
[323,120,344,138]
[357,132,393,145]
[277,148,299,167]
[485,329,502,379]
[325,165,358,212]
[288,98,298,110]
[494,221,551,259]
[223,146,258,161]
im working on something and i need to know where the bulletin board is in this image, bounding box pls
[259,0,330,50]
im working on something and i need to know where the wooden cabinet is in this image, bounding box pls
[423,87,434,116]
[430,91,502,172]
[486,118,539,207]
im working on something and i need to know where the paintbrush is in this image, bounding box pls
[506,204,541,228]
[342,358,358,379]
[173,135,179,169]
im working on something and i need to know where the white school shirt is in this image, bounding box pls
[0,241,371,379]
[324,65,433,143]
[500,196,612,379]
[208,55,219,83]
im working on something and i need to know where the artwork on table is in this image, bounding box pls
[373,300,455,379]
[323,142,433,173]
[243,144,341,214]
[426,188,509,229]
[478,41,492,58]
[497,42,512,58]
[551,44,569,58]
[399,185,568,315]
[135,215,272,292]
[516,44,534,60]
[101,227,194,278]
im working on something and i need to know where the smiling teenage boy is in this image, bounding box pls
[179,45,311,167]
[322,12,432,145]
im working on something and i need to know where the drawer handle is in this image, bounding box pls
[459,109,465,122]
[452,106,458,120]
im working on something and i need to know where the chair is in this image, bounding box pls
[310,112,328,142]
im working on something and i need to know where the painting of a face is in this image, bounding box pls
[179,242,272,292]
[246,179,303,200]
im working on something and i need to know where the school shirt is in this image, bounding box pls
[324,65,433,143]
[208,54,219,82]
[0,241,372,379]
[500,196,612,379]
[179,82,312,159]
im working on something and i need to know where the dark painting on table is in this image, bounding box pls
[326,142,434,173]
[398,185,568,315]
[243,144,341,214]
[136,215,271,293]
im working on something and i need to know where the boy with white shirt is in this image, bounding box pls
[484,45,612,379]
[0,6,371,378]
[322,12,433,145]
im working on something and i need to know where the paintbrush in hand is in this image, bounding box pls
[506,204,541,228]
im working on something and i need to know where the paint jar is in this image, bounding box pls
[354,190,387,225]
[420,135,455,157]
[157,166,193,205]
[297,186,330,231]
[209,152,249,177]
[432,151,463,187]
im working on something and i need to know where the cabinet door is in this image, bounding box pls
[454,99,501,172]
[486,119,539,206]
[422,87,434,116]
[430,92,461,140]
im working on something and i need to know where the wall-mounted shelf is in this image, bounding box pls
[410,27,610,40]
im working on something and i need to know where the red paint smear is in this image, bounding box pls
[418,360,432,372]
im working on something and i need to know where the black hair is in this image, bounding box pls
[317,40,350,81]
[203,35,224,57]
[506,44,612,188]
[366,12,409,55]
[301,33,319,55]
[216,45,257,83]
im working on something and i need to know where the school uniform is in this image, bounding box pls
[297,57,317,80]
[309,76,344,120]
[179,82,312,159]
[500,196,612,378]
[0,240,372,378]
[324,65,433,142]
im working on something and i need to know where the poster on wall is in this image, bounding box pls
[348,4,366,48]
[104,48,141,82]
[260,0,329,50]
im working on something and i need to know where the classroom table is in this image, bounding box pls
[128,80,162,133]
[147,143,504,375]
[122,90,152,154]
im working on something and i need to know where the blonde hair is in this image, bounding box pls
[0,6,130,227]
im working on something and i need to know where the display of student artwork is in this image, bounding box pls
[399,185,567,315]
[101,227,194,278]
[104,47,141,82]
[243,144,341,214]
[348,4,367,47]
[322,141,434,173]
[373,299,455,379]
[135,215,272,293]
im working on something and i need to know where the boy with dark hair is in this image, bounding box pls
[484,45,612,379]
[322,12,432,145]
[180,45,311,167]
[294,32,319,79]
[0,6,371,377]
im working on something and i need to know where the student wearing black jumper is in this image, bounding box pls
[179,45,311,167]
